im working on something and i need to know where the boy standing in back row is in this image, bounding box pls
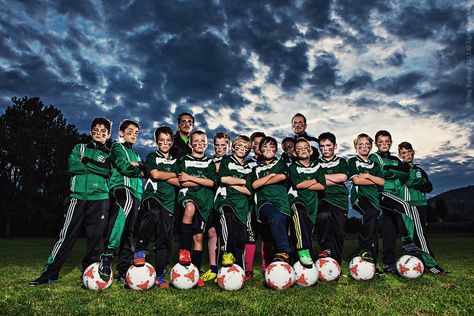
[30,117,113,286]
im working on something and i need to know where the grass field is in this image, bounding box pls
[1,235,473,315]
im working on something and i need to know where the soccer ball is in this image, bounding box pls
[397,255,424,279]
[217,264,246,291]
[265,261,295,290]
[170,263,199,289]
[349,256,376,281]
[293,261,318,287]
[125,263,156,290]
[82,262,113,291]
[316,257,341,282]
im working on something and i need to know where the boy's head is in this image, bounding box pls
[119,119,140,144]
[90,117,112,144]
[374,130,392,153]
[291,113,307,136]
[318,132,337,159]
[177,112,194,136]
[354,133,374,157]
[214,132,230,157]
[189,130,208,155]
[232,135,251,159]
[398,141,415,163]
[294,138,313,160]
[281,137,296,158]
[154,126,174,154]
[259,136,278,160]
[250,131,266,156]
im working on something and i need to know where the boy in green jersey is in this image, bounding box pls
[316,132,349,264]
[398,142,449,275]
[30,118,113,286]
[215,135,253,269]
[133,126,180,287]
[252,136,292,262]
[348,134,385,266]
[177,130,217,287]
[369,130,422,274]
[99,120,144,281]
[288,138,326,267]
[201,132,230,283]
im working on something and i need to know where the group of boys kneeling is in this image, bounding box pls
[30,113,449,288]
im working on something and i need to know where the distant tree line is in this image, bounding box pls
[0,96,87,237]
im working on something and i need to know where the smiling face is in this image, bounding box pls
[120,124,139,144]
[376,135,392,153]
[157,132,173,154]
[291,115,307,136]
[189,133,208,155]
[90,124,111,144]
[178,114,194,136]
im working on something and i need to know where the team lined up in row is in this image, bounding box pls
[30,113,448,288]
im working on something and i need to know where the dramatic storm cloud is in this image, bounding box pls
[0,0,472,195]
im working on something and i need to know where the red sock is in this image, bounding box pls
[245,244,256,272]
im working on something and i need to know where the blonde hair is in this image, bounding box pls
[232,135,251,154]
[353,133,374,148]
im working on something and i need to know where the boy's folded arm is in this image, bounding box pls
[81,158,111,176]
[221,176,246,186]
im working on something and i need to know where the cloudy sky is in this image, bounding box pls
[0,0,472,196]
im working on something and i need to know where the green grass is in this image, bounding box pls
[1,235,473,315]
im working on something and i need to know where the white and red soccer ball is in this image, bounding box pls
[349,256,376,281]
[265,261,295,290]
[316,257,341,281]
[293,261,318,287]
[125,263,156,290]
[397,255,424,279]
[170,263,199,289]
[82,262,114,291]
[217,264,246,291]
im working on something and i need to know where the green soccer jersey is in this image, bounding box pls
[69,141,111,201]
[252,158,291,219]
[369,150,409,194]
[214,155,252,224]
[347,155,382,210]
[177,154,217,221]
[288,160,326,224]
[142,150,178,213]
[317,156,349,212]
[109,141,143,200]
[399,163,432,206]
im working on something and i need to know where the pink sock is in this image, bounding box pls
[261,241,268,271]
[245,244,256,272]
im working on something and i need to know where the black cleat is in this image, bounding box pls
[29,274,57,286]
[98,253,113,282]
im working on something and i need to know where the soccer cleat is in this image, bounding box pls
[273,252,290,263]
[428,265,451,276]
[178,249,192,266]
[375,268,384,278]
[155,274,169,288]
[360,251,374,263]
[222,253,235,267]
[197,277,205,287]
[118,274,127,283]
[297,249,314,267]
[383,264,398,275]
[29,274,58,286]
[317,249,331,258]
[133,250,148,267]
[245,271,253,282]
[98,253,113,281]
[402,243,422,257]
[201,269,217,282]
